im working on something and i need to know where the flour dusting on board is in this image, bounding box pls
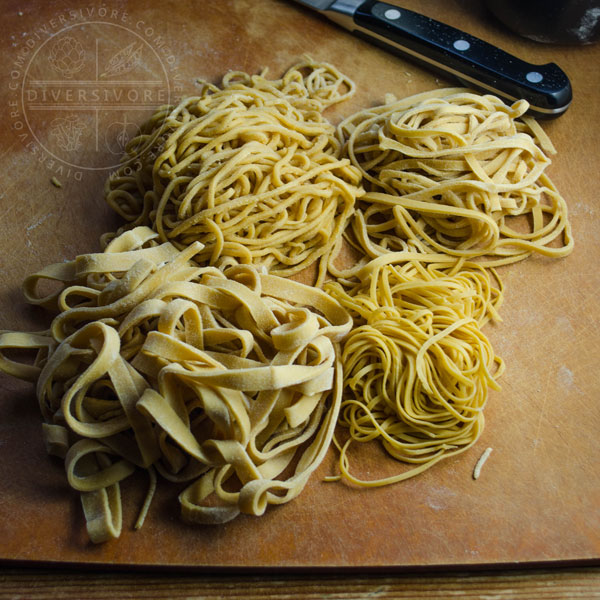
[558,365,574,389]
[426,486,458,511]
[26,213,52,232]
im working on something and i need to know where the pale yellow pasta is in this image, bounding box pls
[0,65,577,541]
[0,226,351,542]
[324,253,504,486]
[338,88,573,266]
[104,60,363,286]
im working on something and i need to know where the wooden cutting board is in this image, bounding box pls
[0,0,598,570]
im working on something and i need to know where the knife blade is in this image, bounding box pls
[292,0,572,118]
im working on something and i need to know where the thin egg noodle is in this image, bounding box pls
[325,253,504,485]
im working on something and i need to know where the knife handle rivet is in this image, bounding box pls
[384,8,401,20]
[526,71,544,83]
[453,39,471,51]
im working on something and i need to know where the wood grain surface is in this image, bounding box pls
[1,566,600,599]
[0,0,599,572]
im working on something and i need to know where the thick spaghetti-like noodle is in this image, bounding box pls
[325,253,504,486]
[338,89,573,266]
[0,227,351,541]
[104,60,363,286]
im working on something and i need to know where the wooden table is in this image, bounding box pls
[1,565,600,598]
[1,0,599,595]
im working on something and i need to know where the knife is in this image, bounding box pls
[291,0,572,118]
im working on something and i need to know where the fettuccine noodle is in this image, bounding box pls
[104,60,363,286]
[0,226,351,542]
[324,253,504,486]
[338,88,573,266]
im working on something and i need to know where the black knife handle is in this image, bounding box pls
[353,0,572,118]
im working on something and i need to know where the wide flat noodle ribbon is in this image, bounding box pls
[1,226,351,541]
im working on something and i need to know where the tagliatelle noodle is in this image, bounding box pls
[0,226,351,542]
[338,88,573,267]
[324,252,504,486]
[104,60,363,286]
